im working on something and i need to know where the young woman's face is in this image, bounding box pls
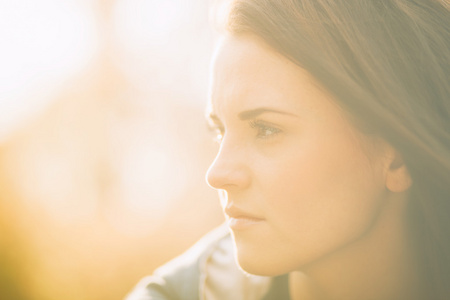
[206,35,391,276]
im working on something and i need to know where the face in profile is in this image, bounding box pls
[206,35,402,276]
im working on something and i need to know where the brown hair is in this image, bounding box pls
[224,0,450,298]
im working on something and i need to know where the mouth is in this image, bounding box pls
[227,216,264,230]
[225,205,265,230]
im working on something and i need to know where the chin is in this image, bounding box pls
[234,246,294,277]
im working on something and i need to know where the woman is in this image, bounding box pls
[126,0,450,299]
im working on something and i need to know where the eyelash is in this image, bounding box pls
[208,120,281,143]
[208,124,224,143]
[249,120,281,139]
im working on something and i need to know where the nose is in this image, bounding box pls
[206,140,251,190]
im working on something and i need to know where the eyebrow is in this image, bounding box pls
[238,107,298,120]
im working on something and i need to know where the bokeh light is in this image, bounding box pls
[0,1,223,299]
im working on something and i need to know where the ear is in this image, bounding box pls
[385,149,412,193]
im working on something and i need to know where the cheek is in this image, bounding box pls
[263,134,382,202]
[257,135,387,257]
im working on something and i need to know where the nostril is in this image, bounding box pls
[205,158,251,190]
[205,142,251,190]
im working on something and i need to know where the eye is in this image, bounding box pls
[213,127,224,143]
[208,124,224,143]
[206,115,225,143]
[249,120,281,139]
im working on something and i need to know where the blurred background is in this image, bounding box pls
[0,0,224,299]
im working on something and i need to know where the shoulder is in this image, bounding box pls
[124,224,277,300]
[125,225,230,300]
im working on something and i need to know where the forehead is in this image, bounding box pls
[210,34,299,95]
[208,34,329,118]
[211,34,285,82]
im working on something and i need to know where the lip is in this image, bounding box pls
[224,205,265,230]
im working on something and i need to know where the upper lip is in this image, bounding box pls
[224,204,264,220]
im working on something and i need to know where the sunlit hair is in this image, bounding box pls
[222,0,450,298]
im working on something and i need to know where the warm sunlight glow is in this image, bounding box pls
[0,1,221,300]
[0,0,98,141]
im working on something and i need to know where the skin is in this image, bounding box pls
[206,34,420,300]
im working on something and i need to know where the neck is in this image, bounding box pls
[289,194,423,300]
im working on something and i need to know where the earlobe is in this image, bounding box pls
[385,151,412,193]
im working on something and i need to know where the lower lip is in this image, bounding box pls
[227,217,264,230]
